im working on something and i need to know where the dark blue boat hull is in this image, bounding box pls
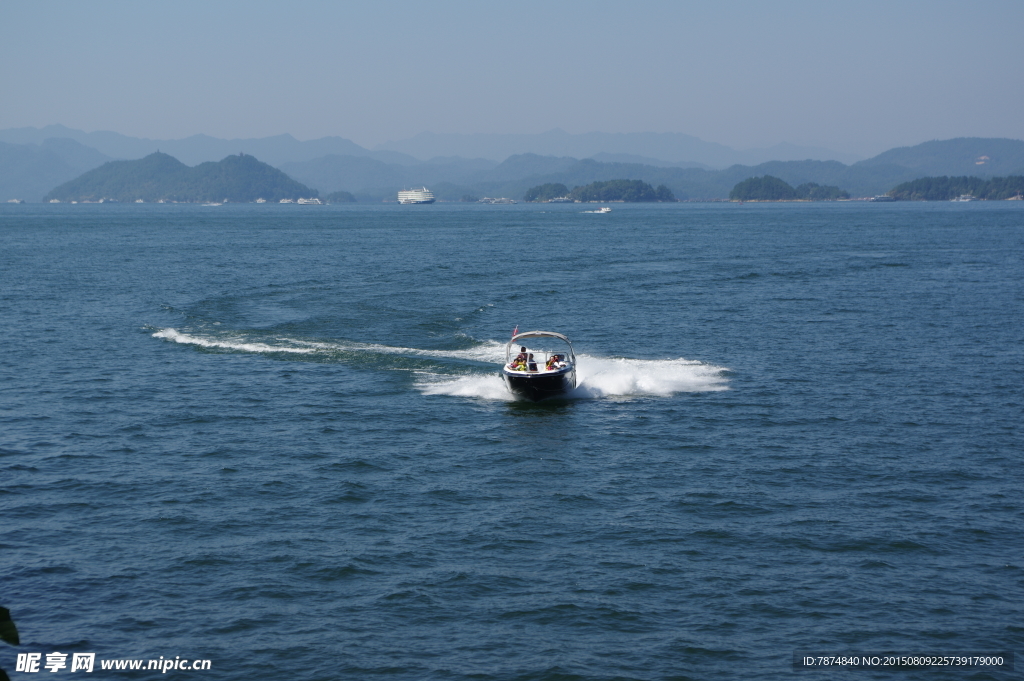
[502,368,576,401]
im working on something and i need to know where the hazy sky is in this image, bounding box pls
[3,0,1022,156]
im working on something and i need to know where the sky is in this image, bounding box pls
[2,0,1023,157]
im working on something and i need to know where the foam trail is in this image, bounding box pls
[152,328,506,362]
[415,355,729,400]
[355,340,506,363]
[573,355,728,397]
[152,328,322,354]
[416,372,514,401]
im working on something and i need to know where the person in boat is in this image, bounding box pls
[509,347,528,370]
[527,353,537,372]
[545,354,564,371]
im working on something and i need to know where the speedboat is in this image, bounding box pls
[501,331,577,400]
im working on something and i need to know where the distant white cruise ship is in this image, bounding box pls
[397,187,435,204]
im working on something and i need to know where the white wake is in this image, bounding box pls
[153,328,729,400]
[416,355,729,400]
[151,328,506,362]
[152,328,324,354]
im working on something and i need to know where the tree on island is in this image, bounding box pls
[523,183,570,202]
[887,175,1024,200]
[730,175,848,201]
[568,179,675,202]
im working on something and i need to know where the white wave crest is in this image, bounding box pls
[573,355,728,397]
[415,355,728,400]
[416,373,514,400]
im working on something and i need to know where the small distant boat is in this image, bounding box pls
[202,202,223,207]
[7,199,25,204]
[297,197,323,205]
[256,198,267,204]
[279,199,294,204]
[477,197,516,204]
[50,199,62,204]
[583,206,612,213]
[135,199,144,203]
[501,330,577,401]
[398,187,435,204]
[951,194,977,202]
[869,195,895,202]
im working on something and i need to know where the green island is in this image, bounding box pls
[523,183,570,202]
[729,176,849,201]
[524,179,675,202]
[44,152,316,203]
[323,190,356,203]
[887,175,1024,200]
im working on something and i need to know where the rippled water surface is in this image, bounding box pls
[2,202,1022,679]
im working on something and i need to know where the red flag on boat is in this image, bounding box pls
[511,325,518,339]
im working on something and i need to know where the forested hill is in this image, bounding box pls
[43,152,316,203]
[888,175,1024,201]
[856,138,1024,177]
[569,179,675,202]
[729,176,849,201]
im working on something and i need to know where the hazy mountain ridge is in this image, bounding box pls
[0,125,418,167]
[0,125,861,169]
[372,129,865,166]
[279,155,499,196]
[0,139,113,202]
[855,137,1024,177]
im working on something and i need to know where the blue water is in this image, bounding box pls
[2,202,1022,680]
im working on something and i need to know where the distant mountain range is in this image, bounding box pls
[2,125,1023,202]
[0,125,860,168]
[372,129,866,167]
[0,124,421,167]
[0,138,114,203]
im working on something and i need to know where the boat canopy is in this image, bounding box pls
[510,331,571,344]
[506,331,575,362]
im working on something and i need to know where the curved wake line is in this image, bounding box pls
[152,328,323,354]
[153,328,729,399]
[151,328,506,362]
